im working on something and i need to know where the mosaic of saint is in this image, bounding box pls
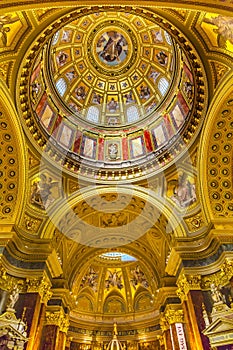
[96,31,128,66]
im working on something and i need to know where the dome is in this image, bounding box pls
[20,7,206,182]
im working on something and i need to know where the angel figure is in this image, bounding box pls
[0,14,19,47]
[105,270,123,290]
[30,174,58,209]
[203,15,233,49]
[170,172,197,208]
[7,285,20,309]
[210,283,226,304]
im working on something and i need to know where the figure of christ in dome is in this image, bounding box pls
[99,31,124,63]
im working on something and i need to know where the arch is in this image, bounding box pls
[103,291,126,314]
[42,184,187,243]
[134,288,153,312]
[76,293,94,312]
[199,72,233,224]
[2,1,233,14]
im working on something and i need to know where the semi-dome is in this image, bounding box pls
[19,7,206,182]
[70,250,158,324]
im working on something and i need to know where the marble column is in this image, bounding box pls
[38,307,69,350]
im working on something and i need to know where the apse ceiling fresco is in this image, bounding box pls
[70,251,157,321]
[18,7,207,181]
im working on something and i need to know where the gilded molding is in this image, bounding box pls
[21,214,42,234]
[221,258,233,279]
[201,259,233,289]
[0,264,24,291]
[160,314,169,332]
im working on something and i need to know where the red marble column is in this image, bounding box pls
[39,324,59,350]
[15,292,45,350]
[189,290,211,350]
[30,302,46,350]
[182,294,205,350]
[164,328,173,350]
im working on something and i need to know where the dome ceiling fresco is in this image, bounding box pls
[48,12,175,128]
[19,7,206,181]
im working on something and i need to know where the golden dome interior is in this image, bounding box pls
[24,7,205,181]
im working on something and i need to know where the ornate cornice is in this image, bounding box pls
[176,258,233,298]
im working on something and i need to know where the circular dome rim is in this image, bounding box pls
[18,6,207,182]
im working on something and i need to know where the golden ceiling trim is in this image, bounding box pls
[1,1,233,14]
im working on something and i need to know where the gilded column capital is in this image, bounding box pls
[221,258,233,280]
[60,313,70,334]
[176,273,201,302]
[38,276,53,304]
[157,335,164,346]
[45,309,69,334]
[26,274,52,304]
[0,264,24,291]
[160,314,169,332]
[164,308,184,325]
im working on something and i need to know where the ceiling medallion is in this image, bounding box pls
[88,20,137,76]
